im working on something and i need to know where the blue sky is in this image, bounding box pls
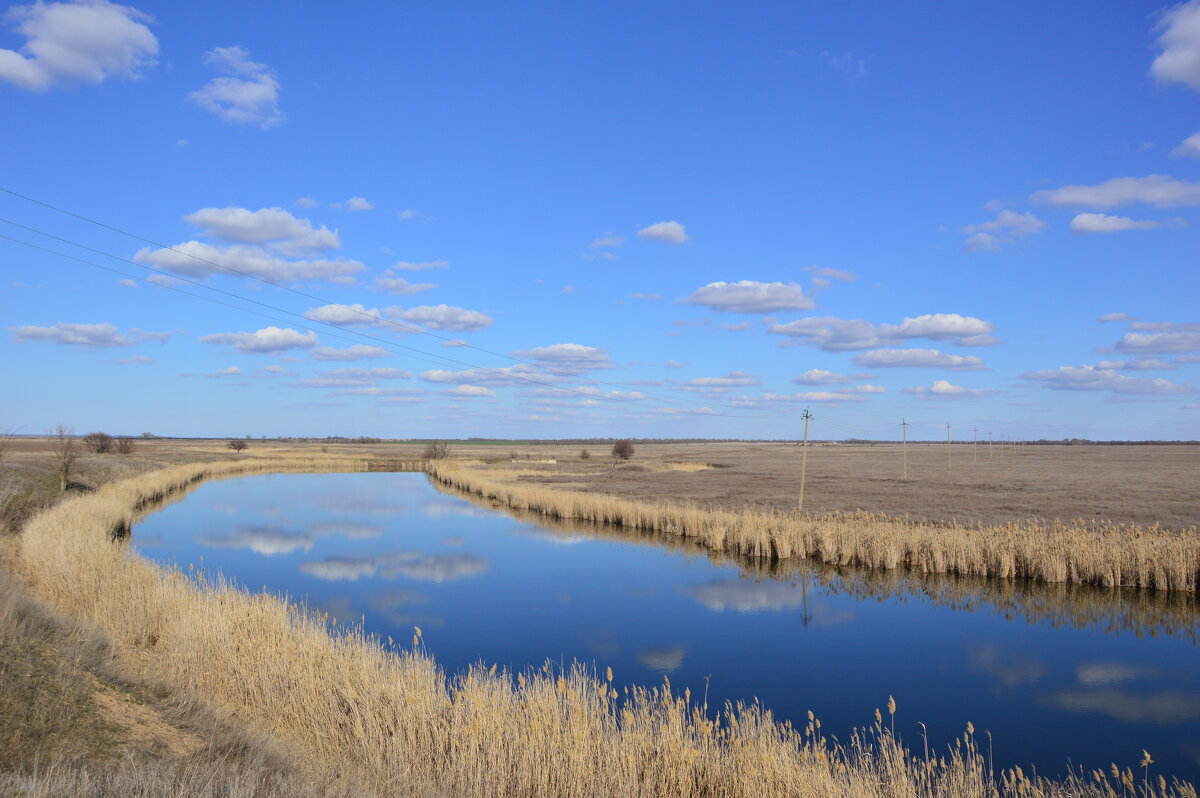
[1,0,1197,440]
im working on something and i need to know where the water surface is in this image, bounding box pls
[133,472,1200,781]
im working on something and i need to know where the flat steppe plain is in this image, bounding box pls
[7,439,1195,530]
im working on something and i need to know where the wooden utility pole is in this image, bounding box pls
[989,431,993,458]
[900,418,909,480]
[944,423,952,470]
[798,408,812,511]
[973,427,979,464]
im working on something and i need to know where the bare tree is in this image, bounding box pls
[580,449,591,460]
[423,441,450,459]
[227,439,248,454]
[612,439,635,460]
[0,426,15,464]
[115,437,135,455]
[84,431,114,454]
[52,424,80,491]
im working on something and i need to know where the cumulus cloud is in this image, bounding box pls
[399,304,492,332]
[590,233,624,248]
[1172,131,1200,158]
[1096,356,1178,371]
[1152,0,1200,90]
[511,343,612,374]
[11,321,165,348]
[418,363,548,387]
[187,45,282,128]
[684,281,814,314]
[963,209,1045,251]
[1032,175,1200,208]
[1021,365,1193,395]
[1114,322,1200,354]
[637,220,689,244]
[769,314,995,351]
[303,303,390,328]
[1098,312,1136,323]
[731,391,868,407]
[680,371,760,392]
[183,207,338,254]
[199,326,318,354]
[793,368,875,385]
[903,380,999,399]
[442,385,496,398]
[374,270,435,295]
[852,348,986,370]
[1070,213,1181,233]
[134,241,362,284]
[343,196,372,211]
[0,0,156,91]
[310,344,387,361]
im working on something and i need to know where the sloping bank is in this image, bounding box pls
[427,462,1200,592]
[14,458,1196,797]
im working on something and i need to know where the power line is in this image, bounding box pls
[0,226,771,419]
[0,186,764,412]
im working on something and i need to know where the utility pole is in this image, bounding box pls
[900,418,909,480]
[989,431,993,458]
[973,428,979,464]
[798,408,813,511]
[944,423,952,470]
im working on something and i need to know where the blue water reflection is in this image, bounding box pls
[133,472,1200,782]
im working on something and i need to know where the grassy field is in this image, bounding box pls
[1,440,1198,795]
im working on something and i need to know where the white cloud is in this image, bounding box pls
[302,303,390,327]
[214,366,241,376]
[1171,131,1200,158]
[199,326,318,354]
[391,260,448,271]
[590,233,624,248]
[0,0,156,91]
[442,339,467,348]
[418,364,547,387]
[680,371,760,392]
[903,380,999,399]
[637,221,689,244]
[1152,0,1200,90]
[963,209,1045,251]
[511,343,612,374]
[443,385,496,398]
[1097,356,1178,371]
[374,270,435,295]
[11,321,164,347]
[294,367,411,389]
[310,344,387,361]
[685,281,814,314]
[793,368,875,385]
[629,293,662,301]
[116,354,153,364]
[1032,175,1200,208]
[1099,312,1136,323]
[1022,365,1193,395]
[134,241,363,284]
[294,197,319,209]
[852,348,986,370]
[343,197,373,212]
[188,46,282,128]
[1070,213,1180,233]
[399,304,492,332]
[804,266,856,282]
[116,278,137,288]
[1114,329,1200,354]
[183,206,339,254]
[769,314,995,351]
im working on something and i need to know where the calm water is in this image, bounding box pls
[133,472,1200,782]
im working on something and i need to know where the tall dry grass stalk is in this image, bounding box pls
[429,463,1200,592]
[13,457,1199,796]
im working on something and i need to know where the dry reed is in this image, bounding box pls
[429,463,1200,592]
[12,456,1199,796]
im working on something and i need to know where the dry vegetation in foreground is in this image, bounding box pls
[429,462,1200,592]
[8,455,1199,796]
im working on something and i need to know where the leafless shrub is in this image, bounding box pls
[84,432,113,454]
[423,441,451,459]
[0,425,15,463]
[612,439,635,460]
[51,424,80,490]
[114,437,135,455]
[580,449,591,460]
[227,440,248,454]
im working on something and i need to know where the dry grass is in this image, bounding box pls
[9,455,1198,796]
[430,462,1200,592]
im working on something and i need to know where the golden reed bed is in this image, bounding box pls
[12,457,1199,796]
[428,462,1200,592]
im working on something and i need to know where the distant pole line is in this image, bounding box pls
[900,418,908,480]
[798,408,812,512]
[944,423,952,470]
[973,427,979,464]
